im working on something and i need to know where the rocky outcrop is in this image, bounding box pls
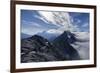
[21,31,80,63]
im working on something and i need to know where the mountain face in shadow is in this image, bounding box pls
[53,31,77,43]
[21,31,80,63]
[53,31,80,60]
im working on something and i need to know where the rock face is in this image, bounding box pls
[21,35,59,63]
[21,31,80,63]
[53,31,80,60]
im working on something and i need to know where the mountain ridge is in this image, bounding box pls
[21,31,85,63]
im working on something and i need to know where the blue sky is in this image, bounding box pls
[21,10,89,35]
[69,12,89,32]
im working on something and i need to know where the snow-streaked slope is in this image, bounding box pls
[71,32,89,59]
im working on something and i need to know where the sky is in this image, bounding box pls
[21,10,90,35]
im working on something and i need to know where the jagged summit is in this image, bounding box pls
[21,31,80,63]
[53,31,80,60]
[54,31,77,44]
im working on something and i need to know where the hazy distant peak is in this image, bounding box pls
[37,29,64,41]
[46,29,63,34]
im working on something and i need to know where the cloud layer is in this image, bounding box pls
[71,32,90,59]
[37,11,79,32]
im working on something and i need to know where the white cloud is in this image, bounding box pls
[82,22,89,28]
[46,29,63,34]
[76,19,81,24]
[21,20,46,35]
[22,20,41,27]
[73,32,89,41]
[37,11,79,32]
[77,19,81,23]
[71,32,90,59]
[22,11,89,35]
[22,26,45,35]
[34,15,49,24]
[38,11,56,25]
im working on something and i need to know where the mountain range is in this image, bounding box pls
[21,31,89,63]
[21,33,31,39]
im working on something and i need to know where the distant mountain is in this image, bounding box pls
[21,31,82,63]
[37,29,63,41]
[21,33,31,39]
